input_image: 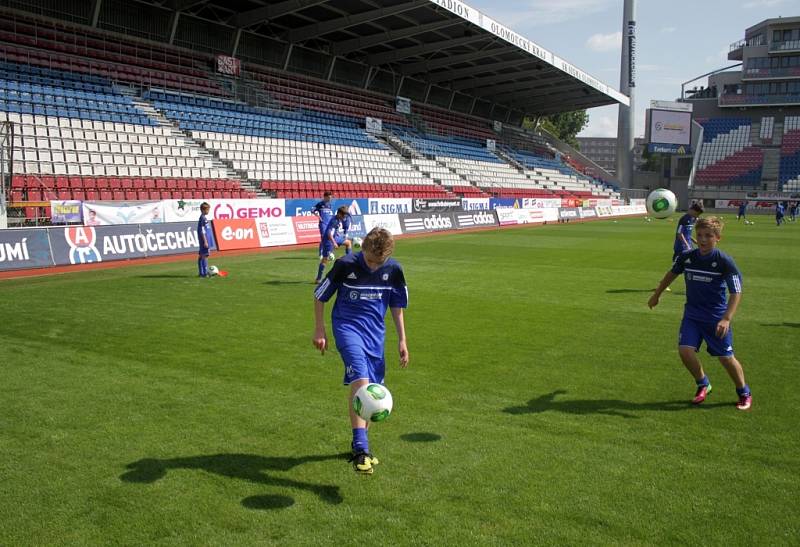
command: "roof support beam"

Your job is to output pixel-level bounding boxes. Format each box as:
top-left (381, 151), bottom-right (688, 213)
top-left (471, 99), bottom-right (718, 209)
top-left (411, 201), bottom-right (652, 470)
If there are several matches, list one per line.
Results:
top-left (166, 0), bottom-right (209, 11)
top-left (425, 58), bottom-right (537, 84)
top-left (286, 0), bottom-right (428, 43)
top-left (451, 67), bottom-right (551, 92)
top-left (228, 0), bottom-right (330, 29)
top-left (399, 45), bottom-right (515, 75)
top-left (332, 19), bottom-right (459, 56)
top-left (366, 34), bottom-right (491, 66)
top-left (468, 78), bottom-right (562, 98)
top-left (497, 83), bottom-right (591, 105)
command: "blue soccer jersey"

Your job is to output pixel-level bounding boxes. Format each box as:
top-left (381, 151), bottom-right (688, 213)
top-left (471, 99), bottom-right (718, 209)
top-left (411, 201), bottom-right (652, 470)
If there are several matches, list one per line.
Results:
top-left (314, 252), bottom-right (408, 357)
top-left (671, 248), bottom-right (742, 322)
top-left (197, 214), bottom-right (211, 251)
top-left (313, 200), bottom-right (334, 234)
top-left (673, 213), bottom-right (696, 254)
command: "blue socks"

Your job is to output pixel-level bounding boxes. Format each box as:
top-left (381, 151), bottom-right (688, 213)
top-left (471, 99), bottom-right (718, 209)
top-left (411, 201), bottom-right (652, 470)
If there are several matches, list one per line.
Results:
top-left (198, 257), bottom-right (208, 276)
top-left (736, 384), bottom-right (751, 396)
top-left (352, 428), bottom-right (369, 453)
top-left (345, 246), bottom-right (351, 255)
top-left (696, 375), bottom-right (710, 387)
top-left (316, 262), bottom-right (325, 281)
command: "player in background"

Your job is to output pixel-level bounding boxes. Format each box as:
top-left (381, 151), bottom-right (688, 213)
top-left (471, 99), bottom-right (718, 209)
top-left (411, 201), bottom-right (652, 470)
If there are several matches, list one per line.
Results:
top-left (736, 201), bottom-right (748, 222)
top-left (197, 202), bottom-right (211, 278)
top-left (312, 192), bottom-right (334, 238)
top-left (775, 201), bottom-right (785, 226)
top-left (673, 202), bottom-right (704, 262)
top-left (314, 206), bottom-right (353, 284)
top-left (789, 201), bottom-right (798, 222)
top-left (649, 217), bottom-right (752, 411)
top-left (313, 227), bottom-right (409, 474)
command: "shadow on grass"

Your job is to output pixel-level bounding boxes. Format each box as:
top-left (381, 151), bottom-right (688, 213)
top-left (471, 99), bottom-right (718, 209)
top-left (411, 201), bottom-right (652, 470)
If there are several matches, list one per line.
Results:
top-left (120, 452), bottom-right (349, 509)
top-left (606, 288), bottom-right (655, 294)
top-left (137, 274), bottom-right (196, 279)
top-left (503, 390), bottom-right (730, 419)
top-left (760, 322), bottom-right (800, 328)
top-left (400, 432), bottom-right (442, 442)
top-left (607, 288), bottom-right (685, 296)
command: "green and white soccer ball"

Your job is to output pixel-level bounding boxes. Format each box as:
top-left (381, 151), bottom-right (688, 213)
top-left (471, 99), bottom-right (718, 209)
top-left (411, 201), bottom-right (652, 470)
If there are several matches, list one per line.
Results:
top-left (352, 237), bottom-right (363, 249)
top-left (646, 188), bottom-right (677, 219)
top-left (353, 383), bottom-right (393, 422)
top-left (327, 251), bottom-right (336, 261)
top-left (208, 265), bottom-right (219, 276)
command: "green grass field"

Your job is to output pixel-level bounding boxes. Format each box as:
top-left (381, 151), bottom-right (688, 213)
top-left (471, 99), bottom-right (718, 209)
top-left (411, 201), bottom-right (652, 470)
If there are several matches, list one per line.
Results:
top-left (2, 217), bottom-right (799, 546)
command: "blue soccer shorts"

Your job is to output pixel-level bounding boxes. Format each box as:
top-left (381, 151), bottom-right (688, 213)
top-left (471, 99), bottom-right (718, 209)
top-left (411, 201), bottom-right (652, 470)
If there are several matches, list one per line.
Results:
top-left (338, 345), bottom-right (385, 385)
top-left (678, 316), bottom-right (734, 357)
top-left (320, 234), bottom-right (346, 257)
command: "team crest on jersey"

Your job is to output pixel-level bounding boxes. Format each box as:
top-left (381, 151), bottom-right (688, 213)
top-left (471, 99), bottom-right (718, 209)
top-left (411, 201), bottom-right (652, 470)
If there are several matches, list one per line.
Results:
top-left (349, 290), bottom-right (359, 301)
top-left (712, 262), bottom-right (717, 267)
top-left (65, 227), bottom-right (101, 264)
top-left (382, 273), bottom-right (389, 281)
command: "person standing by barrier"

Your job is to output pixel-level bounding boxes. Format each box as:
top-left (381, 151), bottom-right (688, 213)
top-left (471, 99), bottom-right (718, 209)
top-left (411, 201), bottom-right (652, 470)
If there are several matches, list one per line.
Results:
top-left (776, 201), bottom-right (785, 226)
top-left (737, 201), bottom-right (748, 222)
top-left (197, 202), bottom-right (211, 277)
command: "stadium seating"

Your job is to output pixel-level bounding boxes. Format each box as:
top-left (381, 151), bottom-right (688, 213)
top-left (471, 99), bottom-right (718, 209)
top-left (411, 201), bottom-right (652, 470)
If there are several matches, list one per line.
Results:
top-left (0, 12), bottom-right (226, 96)
top-left (694, 118), bottom-right (763, 186)
top-left (0, 10), bottom-right (620, 210)
top-left (779, 116), bottom-right (800, 191)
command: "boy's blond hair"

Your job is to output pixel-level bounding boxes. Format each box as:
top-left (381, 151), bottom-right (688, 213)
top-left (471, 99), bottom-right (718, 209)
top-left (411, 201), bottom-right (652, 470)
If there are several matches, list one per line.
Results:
top-left (362, 227), bottom-right (395, 260)
top-left (695, 216), bottom-right (723, 237)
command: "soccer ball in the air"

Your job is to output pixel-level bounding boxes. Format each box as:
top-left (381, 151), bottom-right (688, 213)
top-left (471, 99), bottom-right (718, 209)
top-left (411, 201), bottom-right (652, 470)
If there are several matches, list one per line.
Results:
top-left (327, 251), bottom-right (336, 261)
top-left (208, 265), bottom-right (219, 276)
top-left (352, 237), bottom-right (363, 249)
top-left (353, 383), bottom-right (393, 422)
top-left (646, 188), bottom-right (677, 219)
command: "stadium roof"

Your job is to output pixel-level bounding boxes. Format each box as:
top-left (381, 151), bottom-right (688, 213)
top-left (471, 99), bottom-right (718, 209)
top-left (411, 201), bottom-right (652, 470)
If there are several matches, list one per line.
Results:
top-left (155, 0), bottom-right (630, 117)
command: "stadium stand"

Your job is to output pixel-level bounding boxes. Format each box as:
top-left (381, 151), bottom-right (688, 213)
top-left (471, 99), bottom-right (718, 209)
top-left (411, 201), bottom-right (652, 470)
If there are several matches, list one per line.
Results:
top-left (780, 116), bottom-right (800, 191)
top-left (0, 5), bottom-right (625, 223)
top-left (694, 118), bottom-right (764, 186)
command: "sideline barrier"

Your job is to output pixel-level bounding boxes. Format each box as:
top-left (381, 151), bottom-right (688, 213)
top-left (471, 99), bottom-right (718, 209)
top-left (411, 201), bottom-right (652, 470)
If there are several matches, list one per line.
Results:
top-left (1, 205), bottom-right (645, 272)
top-left (0, 221), bottom-right (214, 271)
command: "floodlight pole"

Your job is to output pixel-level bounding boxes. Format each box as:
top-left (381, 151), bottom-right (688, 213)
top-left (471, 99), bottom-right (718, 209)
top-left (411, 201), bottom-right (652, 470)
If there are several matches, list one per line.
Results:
top-left (616, 0), bottom-right (636, 189)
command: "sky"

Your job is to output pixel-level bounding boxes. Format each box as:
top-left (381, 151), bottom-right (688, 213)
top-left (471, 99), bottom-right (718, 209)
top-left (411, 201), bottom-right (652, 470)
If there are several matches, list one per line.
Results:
top-left (464, 0), bottom-right (800, 138)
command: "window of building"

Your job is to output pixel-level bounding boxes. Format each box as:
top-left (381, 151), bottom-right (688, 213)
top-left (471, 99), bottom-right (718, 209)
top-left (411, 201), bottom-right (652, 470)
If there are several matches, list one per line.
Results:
top-left (774, 30), bottom-right (782, 42)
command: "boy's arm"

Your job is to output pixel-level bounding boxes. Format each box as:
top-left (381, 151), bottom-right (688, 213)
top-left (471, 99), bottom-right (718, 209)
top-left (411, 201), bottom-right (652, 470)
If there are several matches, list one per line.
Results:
top-left (390, 307), bottom-right (409, 368)
top-left (716, 292), bottom-right (741, 338)
top-left (312, 299), bottom-right (328, 354)
top-left (648, 271), bottom-right (679, 309)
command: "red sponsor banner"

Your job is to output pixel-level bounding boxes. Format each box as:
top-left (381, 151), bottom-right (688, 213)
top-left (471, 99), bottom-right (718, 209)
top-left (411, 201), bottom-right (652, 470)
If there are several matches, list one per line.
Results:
top-left (292, 216), bottom-right (321, 244)
top-left (212, 219), bottom-right (259, 251)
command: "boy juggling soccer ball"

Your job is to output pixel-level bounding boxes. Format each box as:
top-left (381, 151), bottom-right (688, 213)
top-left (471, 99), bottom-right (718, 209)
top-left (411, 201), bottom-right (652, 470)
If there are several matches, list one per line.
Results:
top-left (649, 217), bottom-right (752, 411)
top-left (313, 227), bottom-right (409, 474)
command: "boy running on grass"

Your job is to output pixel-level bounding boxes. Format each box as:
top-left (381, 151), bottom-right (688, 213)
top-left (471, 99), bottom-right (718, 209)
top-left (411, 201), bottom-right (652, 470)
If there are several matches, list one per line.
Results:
top-left (649, 217), bottom-right (752, 410)
top-left (313, 227), bottom-right (409, 474)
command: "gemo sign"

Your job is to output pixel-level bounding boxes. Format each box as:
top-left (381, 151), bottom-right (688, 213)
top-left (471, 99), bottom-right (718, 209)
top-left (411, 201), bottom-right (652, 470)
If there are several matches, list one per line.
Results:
top-left (213, 203), bottom-right (284, 220)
